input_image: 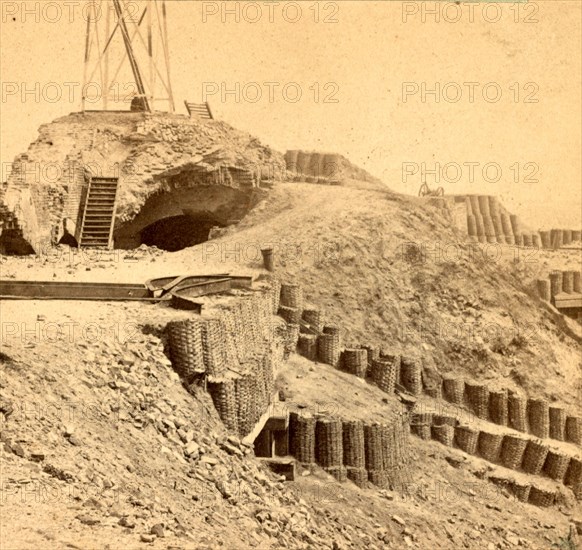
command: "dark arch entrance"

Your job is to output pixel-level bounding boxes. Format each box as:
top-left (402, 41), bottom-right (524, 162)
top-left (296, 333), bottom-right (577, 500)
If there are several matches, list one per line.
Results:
top-left (0, 230), bottom-right (35, 255)
top-left (139, 215), bottom-right (220, 252)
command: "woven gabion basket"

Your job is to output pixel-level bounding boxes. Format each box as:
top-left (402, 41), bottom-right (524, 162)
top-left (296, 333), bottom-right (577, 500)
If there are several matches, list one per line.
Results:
top-left (400, 356), bottom-right (422, 395)
top-left (488, 390), bottom-right (508, 426)
top-left (563, 270), bottom-right (575, 293)
top-left (521, 440), bottom-right (549, 475)
top-left (510, 480), bottom-right (531, 502)
top-left (235, 374), bottom-right (258, 437)
top-left (342, 420), bottom-right (365, 468)
top-left (315, 418), bottom-right (343, 468)
top-left (342, 349), bottom-right (367, 378)
top-left (528, 486), bottom-right (556, 507)
top-left (442, 377), bottom-right (465, 405)
top-left (424, 385), bottom-right (442, 399)
top-left (540, 230), bottom-right (551, 248)
top-left (564, 458), bottom-right (582, 497)
top-left (240, 298), bottom-right (260, 348)
top-left (362, 345), bottom-right (379, 361)
top-left (325, 466), bottom-right (347, 482)
top-left (323, 325), bottom-right (341, 336)
top-left (207, 379), bottom-right (238, 433)
top-left (508, 393), bottom-right (527, 432)
top-left (220, 310), bottom-right (241, 366)
top-left (284, 324), bottom-right (300, 358)
top-left (371, 357), bottom-right (399, 394)
top-left (230, 303), bottom-right (251, 361)
top-left (298, 333), bottom-right (318, 360)
top-left (202, 318), bottom-right (227, 377)
top-left (410, 413), bottom-right (433, 441)
top-left (549, 407), bottom-right (567, 441)
top-left (280, 283), bottom-right (303, 309)
top-left (431, 425), bottom-right (455, 447)
top-left (302, 308), bottom-right (325, 333)
top-left (478, 431), bottom-right (503, 462)
top-left (433, 415), bottom-right (457, 427)
top-left (465, 382), bottom-right (489, 420)
top-left (527, 398), bottom-right (550, 439)
top-left (270, 278), bottom-right (282, 314)
top-left (289, 412), bottom-right (316, 464)
top-left (262, 354), bottom-right (274, 398)
top-left (455, 425), bottom-right (479, 455)
top-left (381, 424), bottom-right (397, 470)
top-left (364, 423), bottom-right (384, 471)
top-left (566, 416), bottom-right (582, 445)
top-left (542, 450), bottom-right (571, 482)
top-left (278, 305), bottom-right (302, 325)
top-left (500, 434), bottom-right (528, 470)
top-left (549, 270), bottom-right (563, 295)
top-left (367, 469), bottom-right (390, 489)
top-left (167, 319), bottom-right (205, 378)
top-left (346, 466), bottom-right (368, 488)
top-left (317, 333), bottom-right (340, 367)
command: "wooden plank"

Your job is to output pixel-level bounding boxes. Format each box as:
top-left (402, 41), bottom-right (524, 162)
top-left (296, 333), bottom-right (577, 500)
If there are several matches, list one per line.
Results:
top-left (554, 294), bottom-right (582, 309)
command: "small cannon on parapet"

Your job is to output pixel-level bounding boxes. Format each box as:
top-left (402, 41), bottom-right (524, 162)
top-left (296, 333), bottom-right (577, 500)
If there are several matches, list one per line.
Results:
top-left (418, 183), bottom-right (444, 197)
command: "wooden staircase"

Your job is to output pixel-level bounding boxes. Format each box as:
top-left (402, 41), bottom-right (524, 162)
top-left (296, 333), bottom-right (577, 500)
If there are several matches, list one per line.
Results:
top-left (77, 176), bottom-right (119, 248)
top-left (184, 100), bottom-right (213, 120)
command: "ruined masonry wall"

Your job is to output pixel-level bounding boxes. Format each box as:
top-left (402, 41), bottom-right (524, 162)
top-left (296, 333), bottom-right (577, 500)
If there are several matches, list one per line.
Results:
top-left (1, 112), bottom-right (285, 251)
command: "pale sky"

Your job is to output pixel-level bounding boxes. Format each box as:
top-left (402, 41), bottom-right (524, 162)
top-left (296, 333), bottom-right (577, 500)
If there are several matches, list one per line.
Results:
top-left (1, 1), bottom-right (580, 228)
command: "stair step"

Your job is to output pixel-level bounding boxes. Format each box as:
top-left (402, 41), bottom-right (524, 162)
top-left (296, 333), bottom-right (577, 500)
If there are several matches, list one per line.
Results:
top-left (78, 177), bottom-right (118, 249)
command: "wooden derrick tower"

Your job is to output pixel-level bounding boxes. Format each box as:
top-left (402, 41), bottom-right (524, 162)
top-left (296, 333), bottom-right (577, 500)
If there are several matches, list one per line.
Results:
top-left (82, 0), bottom-right (175, 112)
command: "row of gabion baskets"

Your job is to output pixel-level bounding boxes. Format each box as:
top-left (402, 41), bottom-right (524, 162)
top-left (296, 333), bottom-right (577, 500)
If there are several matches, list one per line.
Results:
top-left (410, 412), bottom-right (581, 500)
top-left (437, 376), bottom-right (582, 447)
top-left (288, 413), bottom-right (411, 488)
top-left (488, 476), bottom-right (561, 508)
top-left (277, 281), bottom-right (580, 452)
top-left (206, 350), bottom-right (276, 436)
top-left (277, 283), bottom-right (425, 395)
top-left (167, 288), bottom-right (278, 380)
top-left (166, 282), bottom-right (284, 436)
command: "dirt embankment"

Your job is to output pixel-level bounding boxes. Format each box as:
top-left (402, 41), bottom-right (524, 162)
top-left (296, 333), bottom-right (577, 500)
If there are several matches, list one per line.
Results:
top-left (1, 178), bottom-right (580, 549)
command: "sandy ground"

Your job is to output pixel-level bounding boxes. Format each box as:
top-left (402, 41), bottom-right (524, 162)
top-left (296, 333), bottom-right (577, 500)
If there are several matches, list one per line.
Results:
top-left (1, 181), bottom-right (581, 549)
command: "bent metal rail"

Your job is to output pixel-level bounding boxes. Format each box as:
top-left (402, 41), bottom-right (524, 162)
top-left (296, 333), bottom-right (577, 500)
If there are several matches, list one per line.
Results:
top-left (0, 274), bottom-right (253, 305)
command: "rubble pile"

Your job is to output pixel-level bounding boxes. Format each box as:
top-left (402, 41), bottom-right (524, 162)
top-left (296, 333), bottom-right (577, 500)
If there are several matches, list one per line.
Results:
top-left (0, 111), bottom-right (285, 252)
top-left (0, 329), bottom-right (377, 549)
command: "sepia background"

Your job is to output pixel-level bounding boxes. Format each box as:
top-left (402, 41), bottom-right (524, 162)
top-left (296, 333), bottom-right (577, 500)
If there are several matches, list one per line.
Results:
top-left (1, 0), bottom-right (580, 227)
